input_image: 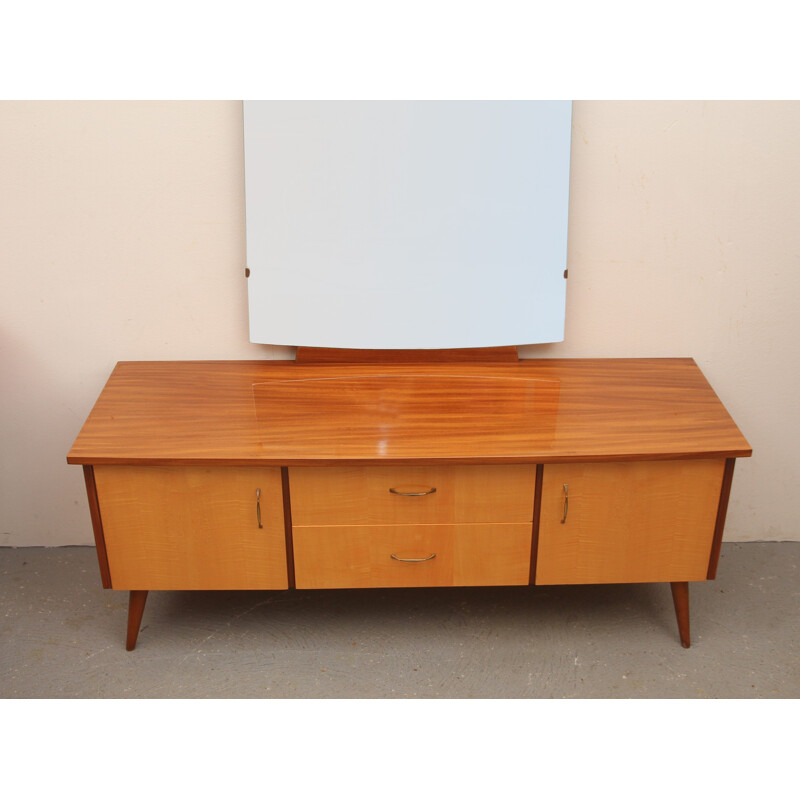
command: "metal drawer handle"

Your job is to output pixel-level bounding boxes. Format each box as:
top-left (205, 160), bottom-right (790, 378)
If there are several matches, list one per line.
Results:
top-left (561, 483), bottom-right (568, 524)
top-left (256, 488), bottom-right (263, 529)
top-left (390, 553), bottom-right (437, 563)
top-left (389, 487), bottom-right (437, 496)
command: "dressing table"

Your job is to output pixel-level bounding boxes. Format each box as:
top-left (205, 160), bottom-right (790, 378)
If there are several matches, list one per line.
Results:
top-left (67, 347), bottom-right (751, 650)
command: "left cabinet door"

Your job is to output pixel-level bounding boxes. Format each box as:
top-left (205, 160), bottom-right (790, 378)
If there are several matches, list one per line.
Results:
top-left (93, 466), bottom-right (288, 590)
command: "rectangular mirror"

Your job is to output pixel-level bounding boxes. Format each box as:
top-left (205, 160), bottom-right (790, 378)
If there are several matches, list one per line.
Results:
top-left (244, 101), bottom-right (572, 349)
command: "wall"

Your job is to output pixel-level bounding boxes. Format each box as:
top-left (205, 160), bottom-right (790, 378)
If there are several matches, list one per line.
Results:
top-left (522, 101), bottom-right (800, 543)
top-left (1, 102), bottom-right (282, 548)
top-left (1, 100), bottom-right (797, 546)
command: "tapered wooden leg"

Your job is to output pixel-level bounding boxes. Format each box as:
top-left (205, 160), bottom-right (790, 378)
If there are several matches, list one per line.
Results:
top-left (126, 590), bottom-right (149, 651)
top-left (670, 581), bottom-right (690, 648)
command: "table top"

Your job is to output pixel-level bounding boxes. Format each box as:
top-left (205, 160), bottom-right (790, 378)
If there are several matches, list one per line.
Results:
top-left (66, 358), bottom-right (752, 466)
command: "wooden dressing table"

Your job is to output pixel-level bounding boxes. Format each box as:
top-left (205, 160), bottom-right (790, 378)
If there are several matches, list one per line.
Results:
top-left (67, 349), bottom-right (751, 650)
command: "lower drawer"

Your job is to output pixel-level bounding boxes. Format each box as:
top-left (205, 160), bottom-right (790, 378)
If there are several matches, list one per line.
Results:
top-left (293, 523), bottom-right (532, 589)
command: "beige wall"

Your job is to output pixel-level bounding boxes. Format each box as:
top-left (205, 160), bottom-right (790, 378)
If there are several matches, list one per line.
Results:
top-left (1, 100), bottom-right (797, 546)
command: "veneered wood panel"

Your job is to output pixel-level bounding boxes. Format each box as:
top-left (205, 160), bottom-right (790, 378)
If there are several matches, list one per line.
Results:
top-left (289, 465), bottom-right (536, 526)
top-left (536, 459), bottom-right (726, 585)
top-left (94, 466), bottom-right (288, 590)
top-left (295, 346), bottom-right (519, 363)
top-left (67, 359), bottom-right (752, 466)
top-left (293, 523), bottom-right (532, 589)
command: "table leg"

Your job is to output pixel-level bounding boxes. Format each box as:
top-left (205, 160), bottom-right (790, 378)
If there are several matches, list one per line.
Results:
top-left (126, 590), bottom-right (149, 651)
top-left (670, 581), bottom-right (690, 648)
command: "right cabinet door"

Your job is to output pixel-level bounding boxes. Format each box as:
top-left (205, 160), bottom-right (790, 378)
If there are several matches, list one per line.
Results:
top-left (536, 459), bottom-right (726, 585)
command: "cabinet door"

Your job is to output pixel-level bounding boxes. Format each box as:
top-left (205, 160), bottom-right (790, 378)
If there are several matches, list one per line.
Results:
top-left (536, 460), bottom-right (725, 585)
top-left (94, 466), bottom-right (288, 590)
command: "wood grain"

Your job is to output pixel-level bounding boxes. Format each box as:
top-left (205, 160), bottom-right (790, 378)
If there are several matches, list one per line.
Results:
top-left (67, 359), bottom-right (752, 466)
top-left (94, 465), bottom-right (288, 590)
top-left (289, 465), bottom-right (536, 526)
top-left (295, 346), bottom-right (519, 363)
top-left (535, 459), bottom-right (726, 585)
top-left (293, 523), bottom-right (533, 589)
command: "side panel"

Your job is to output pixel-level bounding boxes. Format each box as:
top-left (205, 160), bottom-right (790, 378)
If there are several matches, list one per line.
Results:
top-left (707, 458), bottom-right (737, 579)
top-left (82, 465), bottom-right (112, 589)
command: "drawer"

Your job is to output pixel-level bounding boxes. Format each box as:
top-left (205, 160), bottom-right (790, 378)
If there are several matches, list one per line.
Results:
top-left (293, 523), bottom-right (532, 588)
top-left (289, 465), bottom-right (536, 526)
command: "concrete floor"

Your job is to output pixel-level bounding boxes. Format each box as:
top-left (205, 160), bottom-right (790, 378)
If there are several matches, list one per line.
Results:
top-left (1, 542), bottom-right (798, 698)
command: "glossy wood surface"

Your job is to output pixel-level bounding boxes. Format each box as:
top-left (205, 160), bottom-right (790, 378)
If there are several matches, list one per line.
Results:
top-left (67, 359), bottom-right (751, 466)
top-left (293, 523), bottom-right (533, 589)
top-left (94, 465), bottom-right (288, 590)
top-left (535, 459), bottom-right (725, 585)
top-left (289, 465), bottom-right (536, 526)
top-left (295, 346), bottom-right (519, 363)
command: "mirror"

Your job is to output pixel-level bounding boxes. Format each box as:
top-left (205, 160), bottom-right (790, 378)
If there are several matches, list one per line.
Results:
top-left (244, 101), bottom-right (572, 349)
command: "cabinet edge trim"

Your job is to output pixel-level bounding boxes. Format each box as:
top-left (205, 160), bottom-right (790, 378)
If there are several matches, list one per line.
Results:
top-left (706, 458), bottom-right (736, 580)
top-left (529, 464), bottom-right (544, 585)
top-left (281, 467), bottom-right (296, 589)
top-left (82, 465), bottom-right (112, 589)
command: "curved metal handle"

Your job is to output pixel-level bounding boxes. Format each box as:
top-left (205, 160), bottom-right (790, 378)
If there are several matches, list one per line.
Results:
top-left (561, 483), bottom-right (568, 524)
top-left (390, 553), bottom-right (437, 563)
top-left (389, 487), bottom-right (437, 497)
top-left (256, 488), bottom-right (263, 529)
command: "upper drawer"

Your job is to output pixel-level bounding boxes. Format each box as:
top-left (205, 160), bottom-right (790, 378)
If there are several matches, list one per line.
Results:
top-left (289, 465), bottom-right (536, 526)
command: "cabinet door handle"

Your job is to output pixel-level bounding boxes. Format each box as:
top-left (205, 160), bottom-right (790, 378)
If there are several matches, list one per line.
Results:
top-left (256, 488), bottom-right (263, 529)
top-left (561, 483), bottom-right (568, 524)
top-left (390, 553), bottom-right (437, 563)
top-left (389, 487), bottom-right (437, 496)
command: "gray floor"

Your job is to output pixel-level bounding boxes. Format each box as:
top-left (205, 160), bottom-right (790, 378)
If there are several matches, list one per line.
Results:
top-left (1, 542), bottom-right (798, 698)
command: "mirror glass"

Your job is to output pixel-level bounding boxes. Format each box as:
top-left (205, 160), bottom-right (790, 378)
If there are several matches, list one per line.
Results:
top-left (244, 101), bottom-right (572, 349)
